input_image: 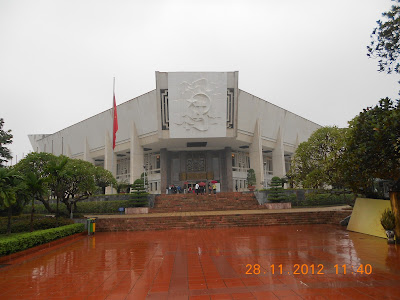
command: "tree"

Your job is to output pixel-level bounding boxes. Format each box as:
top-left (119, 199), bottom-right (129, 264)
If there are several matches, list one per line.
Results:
top-left (46, 155), bottom-right (69, 217)
top-left (342, 98), bottom-right (400, 238)
top-left (0, 168), bottom-right (23, 234)
top-left (115, 181), bottom-right (129, 194)
top-left (130, 179), bottom-right (148, 207)
top-left (288, 126), bottom-right (347, 189)
top-left (342, 98), bottom-right (400, 193)
top-left (247, 169), bottom-right (256, 186)
top-left (94, 166), bottom-right (116, 194)
top-left (0, 118), bottom-right (13, 167)
top-left (368, 1), bottom-right (400, 77)
top-left (268, 177), bottom-right (286, 203)
top-left (47, 156), bottom-right (96, 215)
top-left (14, 152), bottom-right (57, 213)
top-left (61, 158), bottom-right (98, 213)
top-left (49, 157), bottom-right (117, 215)
top-left (25, 172), bottom-right (48, 231)
top-left (15, 153), bottom-right (117, 216)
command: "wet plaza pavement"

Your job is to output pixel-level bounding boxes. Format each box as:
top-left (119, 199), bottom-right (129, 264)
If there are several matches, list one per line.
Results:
top-left (1, 224), bottom-right (400, 300)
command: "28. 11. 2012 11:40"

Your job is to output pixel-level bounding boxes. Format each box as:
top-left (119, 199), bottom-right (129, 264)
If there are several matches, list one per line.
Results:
top-left (245, 264), bottom-right (373, 275)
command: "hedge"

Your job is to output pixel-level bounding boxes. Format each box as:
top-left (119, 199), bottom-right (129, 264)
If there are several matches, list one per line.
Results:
top-left (295, 193), bottom-right (353, 207)
top-left (72, 200), bottom-right (133, 213)
top-left (0, 223), bottom-right (85, 256)
top-left (0, 216), bottom-right (74, 234)
top-left (23, 200), bottom-right (135, 214)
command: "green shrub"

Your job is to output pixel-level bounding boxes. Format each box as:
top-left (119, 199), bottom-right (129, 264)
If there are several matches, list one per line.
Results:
top-left (23, 196), bottom-right (149, 214)
top-left (0, 223), bottom-right (84, 256)
top-left (71, 213), bottom-right (85, 218)
top-left (0, 216), bottom-right (73, 234)
top-left (129, 198), bottom-right (148, 208)
top-left (286, 193), bottom-right (297, 205)
top-left (76, 200), bottom-right (133, 212)
top-left (380, 208), bottom-right (395, 230)
top-left (301, 193), bottom-right (353, 207)
top-left (23, 200), bottom-right (132, 214)
top-left (130, 179), bottom-right (148, 207)
top-left (247, 169), bottom-right (256, 186)
top-left (268, 177), bottom-right (286, 203)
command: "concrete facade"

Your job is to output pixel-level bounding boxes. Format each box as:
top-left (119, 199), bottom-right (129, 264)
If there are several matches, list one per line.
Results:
top-left (28, 71), bottom-right (320, 193)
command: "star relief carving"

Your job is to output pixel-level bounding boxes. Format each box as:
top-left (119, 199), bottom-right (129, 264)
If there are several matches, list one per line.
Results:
top-left (174, 78), bottom-right (221, 131)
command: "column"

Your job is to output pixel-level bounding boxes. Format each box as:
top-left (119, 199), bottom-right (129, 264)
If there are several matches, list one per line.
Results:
top-left (83, 137), bottom-right (94, 164)
top-left (249, 119), bottom-right (264, 190)
top-left (66, 145), bottom-right (72, 158)
top-left (180, 152), bottom-right (187, 181)
top-left (129, 122), bottom-right (144, 184)
top-left (206, 151), bottom-right (213, 179)
top-left (220, 147), bottom-right (233, 192)
top-left (272, 127), bottom-right (286, 178)
top-left (160, 148), bottom-right (170, 194)
top-left (295, 133), bottom-right (300, 150)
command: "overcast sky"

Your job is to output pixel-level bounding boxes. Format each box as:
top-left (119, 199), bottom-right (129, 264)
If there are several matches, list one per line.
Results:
top-left (1, 0), bottom-right (398, 164)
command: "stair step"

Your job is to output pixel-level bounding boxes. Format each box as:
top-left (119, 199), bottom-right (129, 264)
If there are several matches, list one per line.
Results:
top-left (95, 210), bottom-right (350, 232)
top-left (152, 192), bottom-right (261, 213)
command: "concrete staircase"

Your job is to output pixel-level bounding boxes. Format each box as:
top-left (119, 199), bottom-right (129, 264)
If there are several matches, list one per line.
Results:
top-left (93, 192), bottom-right (352, 232)
top-left (96, 210), bottom-right (351, 232)
top-left (151, 192), bottom-right (260, 213)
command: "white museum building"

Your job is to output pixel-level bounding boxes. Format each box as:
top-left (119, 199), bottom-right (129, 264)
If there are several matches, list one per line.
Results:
top-left (28, 72), bottom-right (320, 194)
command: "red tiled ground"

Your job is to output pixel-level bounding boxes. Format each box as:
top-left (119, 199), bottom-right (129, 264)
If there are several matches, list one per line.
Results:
top-left (0, 224), bottom-right (400, 299)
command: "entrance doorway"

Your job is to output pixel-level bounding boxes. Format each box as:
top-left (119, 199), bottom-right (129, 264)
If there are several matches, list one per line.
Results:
top-left (186, 181), bottom-right (209, 194)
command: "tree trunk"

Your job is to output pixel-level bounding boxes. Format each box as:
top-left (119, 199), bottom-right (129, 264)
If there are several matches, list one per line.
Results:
top-left (65, 201), bottom-right (71, 214)
top-left (56, 192), bottom-right (62, 226)
top-left (30, 198), bottom-right (34, 232)
top-left (390, 191), bottom-right (400, 240)
top-left (7, 206), bottom-right (12, 235)
top-left (56, 197), bottom-right (59, 217)
top-left (39, 199), bottom-right (54, 214)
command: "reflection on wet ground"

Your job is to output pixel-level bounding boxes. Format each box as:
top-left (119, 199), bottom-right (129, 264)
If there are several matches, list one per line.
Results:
top-left (0, 224), bottom-right (400, 299)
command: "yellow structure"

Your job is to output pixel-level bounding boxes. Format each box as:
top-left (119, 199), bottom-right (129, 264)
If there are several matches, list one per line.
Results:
top-left (347, 198), bottom-right (391, 239)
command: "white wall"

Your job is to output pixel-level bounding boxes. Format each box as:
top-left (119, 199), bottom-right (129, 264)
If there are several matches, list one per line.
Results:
top-left (30, 77), bottom-right (320, 158)
top-left (237, 90), bottom-right (320, 147)
top-left (30, 90), bottom-right (157, 156)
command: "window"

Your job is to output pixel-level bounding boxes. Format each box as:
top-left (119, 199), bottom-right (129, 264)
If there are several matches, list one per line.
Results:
top-left (285, 156), bottom-right (292, 173)
top-left (160, 89), bottom-right (169, 130)
top-left (227, 89), bottom-right (234, 128)
top-left (264, 156), bottom-right (273, 174)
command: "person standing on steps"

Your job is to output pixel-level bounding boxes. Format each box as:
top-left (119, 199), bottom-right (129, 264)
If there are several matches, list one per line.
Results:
top-left (195, 182), bottom-right (199, 196)
top-left (212, 183), bottom-right (217, 195)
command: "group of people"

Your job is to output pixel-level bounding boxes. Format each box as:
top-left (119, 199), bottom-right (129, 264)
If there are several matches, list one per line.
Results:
top-left (168, 182), bottom-right (218, 195)
top-left (167, 185), bottom-right (183, 194)
top-left (187, 183), bottom-right (217, 195)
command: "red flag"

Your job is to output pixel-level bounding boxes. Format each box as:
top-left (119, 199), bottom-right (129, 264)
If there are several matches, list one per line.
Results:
top-left (113, 94), bottom-right (118, 149)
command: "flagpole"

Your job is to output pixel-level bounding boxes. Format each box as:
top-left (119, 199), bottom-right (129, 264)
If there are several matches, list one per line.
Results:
top-left (111, 77), bottom-right (115, 193)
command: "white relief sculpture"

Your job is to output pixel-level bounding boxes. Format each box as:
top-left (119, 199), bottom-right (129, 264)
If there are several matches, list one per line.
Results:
top-left (175, 80), bottom-right (221, 131)
top-left (169, 72), bottom-right (227, 138)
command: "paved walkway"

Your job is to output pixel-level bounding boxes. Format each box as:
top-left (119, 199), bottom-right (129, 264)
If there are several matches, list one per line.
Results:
top-left (0, 224), bottom-right (399, 299)
top-left (85, 205), bottom-right (352, 219)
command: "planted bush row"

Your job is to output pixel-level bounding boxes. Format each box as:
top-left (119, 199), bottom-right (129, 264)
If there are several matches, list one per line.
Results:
top-left (0, 216), bottom-right (74, 234)
top-left (293, 193), bottom-right (353, 207)
top-left (0, 223), bottom-right (85, 256)
top-left (23, 200), bottom-right (144, 214)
